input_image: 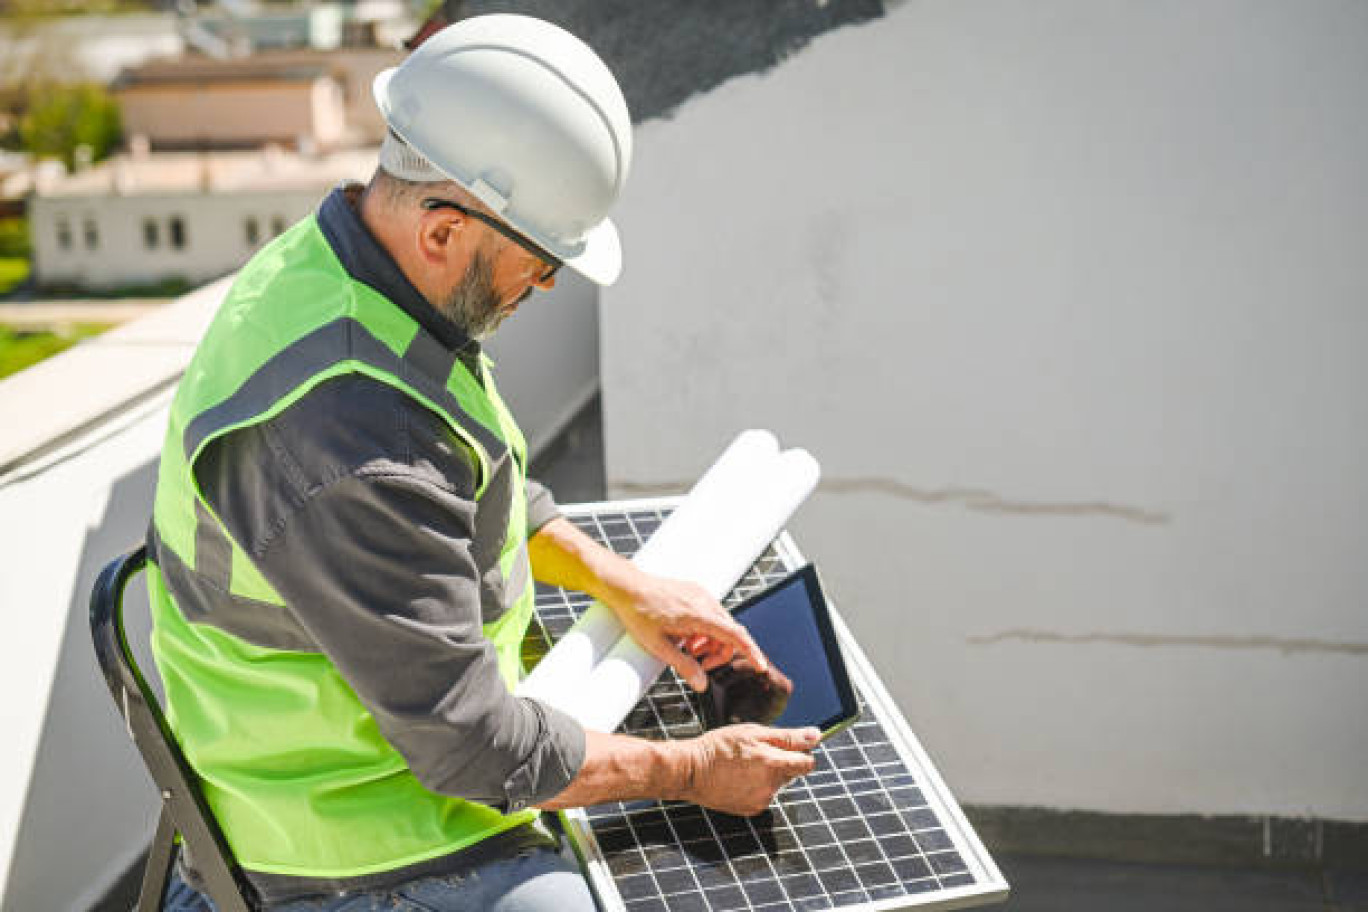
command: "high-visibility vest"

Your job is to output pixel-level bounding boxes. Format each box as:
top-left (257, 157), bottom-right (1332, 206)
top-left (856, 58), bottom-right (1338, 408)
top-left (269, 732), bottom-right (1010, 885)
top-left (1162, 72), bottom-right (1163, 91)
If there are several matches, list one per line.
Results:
top-left (147, 215), bottom-right (539, 879)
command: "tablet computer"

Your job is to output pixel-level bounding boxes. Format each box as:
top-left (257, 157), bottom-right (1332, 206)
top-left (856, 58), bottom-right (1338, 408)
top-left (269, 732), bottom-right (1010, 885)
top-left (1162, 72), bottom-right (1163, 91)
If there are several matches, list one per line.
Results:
top-left (700, 564), bottom-right (860, 740)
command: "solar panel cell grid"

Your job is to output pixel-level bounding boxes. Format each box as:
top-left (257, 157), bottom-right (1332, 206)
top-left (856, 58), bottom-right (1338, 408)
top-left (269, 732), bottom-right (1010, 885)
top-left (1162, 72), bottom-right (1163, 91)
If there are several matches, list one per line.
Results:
top-left (534, 504), bottom-right (1004, 911)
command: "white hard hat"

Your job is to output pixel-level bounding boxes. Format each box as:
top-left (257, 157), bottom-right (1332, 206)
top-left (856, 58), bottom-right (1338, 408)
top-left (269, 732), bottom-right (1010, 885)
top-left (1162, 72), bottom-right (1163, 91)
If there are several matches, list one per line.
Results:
top-left (373, 14), bottom-right (633, 286)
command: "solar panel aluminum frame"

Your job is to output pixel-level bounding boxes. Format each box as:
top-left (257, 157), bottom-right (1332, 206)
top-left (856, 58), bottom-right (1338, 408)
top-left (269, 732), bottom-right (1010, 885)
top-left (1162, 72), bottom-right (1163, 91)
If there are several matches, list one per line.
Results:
top-left (549, 497), bottom-right (1010, 912)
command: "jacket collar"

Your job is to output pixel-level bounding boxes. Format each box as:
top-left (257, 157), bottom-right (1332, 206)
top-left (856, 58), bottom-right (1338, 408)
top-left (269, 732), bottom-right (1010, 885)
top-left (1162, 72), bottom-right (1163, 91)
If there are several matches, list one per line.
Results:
top-left (317, 182), bottom-right (478, 357)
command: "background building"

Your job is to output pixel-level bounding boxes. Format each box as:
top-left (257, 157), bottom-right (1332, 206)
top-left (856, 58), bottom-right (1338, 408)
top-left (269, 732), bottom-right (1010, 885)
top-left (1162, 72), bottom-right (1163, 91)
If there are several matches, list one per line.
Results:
top-left (114, 57), bottom-right (350, 152)
top-left (23, 35), bottom-right (406, 293)
top-left (195, 2), bottom-right (346, 53)
top-left (166, 46), bottom-right (404, 146)
top-left (28, 147), bottom-right (374, 290)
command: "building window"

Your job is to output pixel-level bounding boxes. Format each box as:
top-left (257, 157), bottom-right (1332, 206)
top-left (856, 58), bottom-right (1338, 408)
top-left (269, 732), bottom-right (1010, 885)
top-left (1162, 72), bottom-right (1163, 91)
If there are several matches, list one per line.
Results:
top-left (169, 216), bottom-right (186, 250)
top-left (57, 219), bottom-right (72, 251)
top-left (245, 216), bottom-right (260, 246)
top-left (83, 218), bottom-right (99, 250)
top-left (144, 218), bottom-right (159, 250)
top-left (271, 216), bottom-right (285, 238)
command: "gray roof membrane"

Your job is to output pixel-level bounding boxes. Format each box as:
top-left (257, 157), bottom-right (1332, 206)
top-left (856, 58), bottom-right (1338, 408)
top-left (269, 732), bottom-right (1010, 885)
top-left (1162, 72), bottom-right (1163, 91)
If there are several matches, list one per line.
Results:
top-left (461, 0), bottom-right (886, 123)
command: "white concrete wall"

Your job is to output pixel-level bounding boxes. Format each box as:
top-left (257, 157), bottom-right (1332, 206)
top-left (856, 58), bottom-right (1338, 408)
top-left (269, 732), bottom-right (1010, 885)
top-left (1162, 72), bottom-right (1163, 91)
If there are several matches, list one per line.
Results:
top-left (0, 399), bottom-right (169, 912)
top-left (602, 1), bottom-right (1368, 820)
top-left (485, 268), bottom-right (601, 457)
top-left (0, 284), bottom-right (226, 912)
top-left (31, 189), bottom-right (338, 290)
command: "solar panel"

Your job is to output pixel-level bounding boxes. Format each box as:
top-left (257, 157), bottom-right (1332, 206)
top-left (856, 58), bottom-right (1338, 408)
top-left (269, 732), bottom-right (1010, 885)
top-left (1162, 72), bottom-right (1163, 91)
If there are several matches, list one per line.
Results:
top-left (526, 499), bottom-right (1009, 912)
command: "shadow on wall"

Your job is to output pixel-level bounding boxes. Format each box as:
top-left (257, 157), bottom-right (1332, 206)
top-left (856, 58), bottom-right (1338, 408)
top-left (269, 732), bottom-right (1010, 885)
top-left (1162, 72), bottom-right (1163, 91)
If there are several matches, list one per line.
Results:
top-left (464, 0), bottom-right (886, 123)
top-left (2, 460), bottom-right (160, 912)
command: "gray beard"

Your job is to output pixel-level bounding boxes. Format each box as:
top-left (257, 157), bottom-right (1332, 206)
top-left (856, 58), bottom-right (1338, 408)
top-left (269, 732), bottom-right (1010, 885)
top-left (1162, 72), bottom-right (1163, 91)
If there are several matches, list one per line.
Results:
top-left (439, 250), bottom-right (505, 341)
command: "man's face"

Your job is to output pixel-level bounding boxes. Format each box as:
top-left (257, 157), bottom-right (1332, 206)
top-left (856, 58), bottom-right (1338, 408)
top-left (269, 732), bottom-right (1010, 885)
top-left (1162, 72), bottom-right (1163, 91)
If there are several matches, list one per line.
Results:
top-left (438, 247), bottom-right (505, 340)
top-left (436, 226), bottom-right (552, 341)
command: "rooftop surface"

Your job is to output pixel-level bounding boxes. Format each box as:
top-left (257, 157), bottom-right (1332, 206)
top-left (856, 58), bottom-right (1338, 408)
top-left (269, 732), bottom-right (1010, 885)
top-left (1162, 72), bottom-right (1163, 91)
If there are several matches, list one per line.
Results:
top-left (997, 852), bottom-right (1366, 912)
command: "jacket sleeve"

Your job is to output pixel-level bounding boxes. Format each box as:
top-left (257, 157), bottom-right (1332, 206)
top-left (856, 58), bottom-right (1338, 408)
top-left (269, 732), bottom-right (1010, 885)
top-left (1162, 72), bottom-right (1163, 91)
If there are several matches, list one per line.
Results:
top-left (194, 375), bottom-right (585, 812)
top-left (524, 478), bottom-right (561, 536)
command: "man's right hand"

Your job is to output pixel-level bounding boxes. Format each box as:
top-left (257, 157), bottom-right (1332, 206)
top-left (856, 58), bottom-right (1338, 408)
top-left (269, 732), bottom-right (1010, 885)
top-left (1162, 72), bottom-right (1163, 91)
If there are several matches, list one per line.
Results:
top-left (536, 724), bottom-right (819, 815)
top-left (674, 725), bottom-right (820, 816)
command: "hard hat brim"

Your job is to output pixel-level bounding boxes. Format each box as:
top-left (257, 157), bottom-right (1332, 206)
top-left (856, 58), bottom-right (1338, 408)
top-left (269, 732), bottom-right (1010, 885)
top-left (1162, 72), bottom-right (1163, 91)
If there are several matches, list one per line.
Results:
top-left (563, 217), bottom-right (622, 287)
top-left (373, 67), bottom-right (624, 287)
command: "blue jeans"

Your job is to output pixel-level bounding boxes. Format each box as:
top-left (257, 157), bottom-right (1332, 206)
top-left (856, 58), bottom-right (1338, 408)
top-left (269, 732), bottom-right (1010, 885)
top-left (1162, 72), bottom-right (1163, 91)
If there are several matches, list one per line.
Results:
top-left (162, 845), bottom-right (598, 912)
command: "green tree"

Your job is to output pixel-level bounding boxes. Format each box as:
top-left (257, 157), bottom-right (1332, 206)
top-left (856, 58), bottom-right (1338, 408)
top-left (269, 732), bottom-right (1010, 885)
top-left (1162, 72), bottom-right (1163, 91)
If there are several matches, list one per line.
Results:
top-left (18, 82), bottom-right (121, 169)
top-left (0, 218), bottom-right (30, 259)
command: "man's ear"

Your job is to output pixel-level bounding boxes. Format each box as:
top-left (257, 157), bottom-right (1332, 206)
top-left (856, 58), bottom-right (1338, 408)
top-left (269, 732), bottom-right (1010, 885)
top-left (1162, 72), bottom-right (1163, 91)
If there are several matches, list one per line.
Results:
top-left (417, 209), bottom-right (460, 267)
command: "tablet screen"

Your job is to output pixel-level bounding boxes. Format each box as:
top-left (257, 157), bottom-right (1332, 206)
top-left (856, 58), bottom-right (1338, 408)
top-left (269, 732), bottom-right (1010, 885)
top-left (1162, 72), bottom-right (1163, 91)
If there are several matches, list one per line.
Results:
top-left (727, 565), bottom-right (858, 734)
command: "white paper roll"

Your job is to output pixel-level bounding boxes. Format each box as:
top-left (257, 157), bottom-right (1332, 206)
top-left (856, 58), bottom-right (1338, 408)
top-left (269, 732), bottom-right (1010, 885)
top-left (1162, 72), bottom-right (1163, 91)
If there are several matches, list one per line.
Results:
top-left (516, 429), bottom-right (783, 704)
top-left (630, 429), bottom-right (779, 578)
top-left (516, 430), bottom-right (820, 732)
top-left (515, 601), bottom-right (620, 706)
top-left (567, 444), bottom-right (822, 733)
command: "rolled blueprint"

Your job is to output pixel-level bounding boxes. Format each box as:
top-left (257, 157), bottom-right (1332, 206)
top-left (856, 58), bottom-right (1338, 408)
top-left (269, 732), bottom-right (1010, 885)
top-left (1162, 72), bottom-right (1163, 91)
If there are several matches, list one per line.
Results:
top-left (516, 430), bottom-right (786, 708)
top-left (531, 436), bottom-right (821, 733)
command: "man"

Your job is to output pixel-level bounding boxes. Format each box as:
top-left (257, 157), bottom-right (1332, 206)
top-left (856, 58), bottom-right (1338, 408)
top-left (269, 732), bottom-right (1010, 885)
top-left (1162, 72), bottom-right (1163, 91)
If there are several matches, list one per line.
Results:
top-left (153, 15), bottom-right (818, 911)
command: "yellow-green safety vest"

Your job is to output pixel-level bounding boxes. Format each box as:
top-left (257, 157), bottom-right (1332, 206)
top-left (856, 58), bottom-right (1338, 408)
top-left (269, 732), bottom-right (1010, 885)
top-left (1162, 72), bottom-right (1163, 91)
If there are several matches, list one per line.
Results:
top-left (147, 214), bottom-right (538, 879)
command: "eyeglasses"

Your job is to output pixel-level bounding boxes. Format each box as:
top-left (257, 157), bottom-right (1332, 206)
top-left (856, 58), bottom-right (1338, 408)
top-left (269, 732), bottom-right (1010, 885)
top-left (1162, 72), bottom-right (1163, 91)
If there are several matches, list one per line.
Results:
top-left (421, 197), bottom-right (562, 283)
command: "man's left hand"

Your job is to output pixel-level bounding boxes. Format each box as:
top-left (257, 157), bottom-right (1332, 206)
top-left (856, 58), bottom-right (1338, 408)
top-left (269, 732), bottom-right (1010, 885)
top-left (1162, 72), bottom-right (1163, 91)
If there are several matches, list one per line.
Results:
top-left (527, 517), bottom-right (770, 692)
top-left (602, 573), bottom-right (767, 692)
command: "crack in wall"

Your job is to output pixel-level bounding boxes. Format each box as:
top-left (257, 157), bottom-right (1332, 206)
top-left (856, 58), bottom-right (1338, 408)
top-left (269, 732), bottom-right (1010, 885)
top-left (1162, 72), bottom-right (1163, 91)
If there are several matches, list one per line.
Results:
top-left (611, 481), bottom-right (690, 497)
top-left (821, 478), bottom-right (1170, 525)
top-left (968, 628), bottom-right (1368, 657)
top-left (610, 477), bottom-right (1170, 526)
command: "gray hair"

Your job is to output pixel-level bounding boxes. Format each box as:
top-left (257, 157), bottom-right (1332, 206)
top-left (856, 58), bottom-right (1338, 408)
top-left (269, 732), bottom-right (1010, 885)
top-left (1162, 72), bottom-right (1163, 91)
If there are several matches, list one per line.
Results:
top-left (369, 167), bottom-right (448, 210)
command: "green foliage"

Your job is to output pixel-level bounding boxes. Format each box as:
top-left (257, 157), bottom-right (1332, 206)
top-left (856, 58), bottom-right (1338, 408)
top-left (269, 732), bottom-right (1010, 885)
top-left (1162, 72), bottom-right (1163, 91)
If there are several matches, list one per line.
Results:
top-left (0, 322), bottom-right (109, 381)
top-left (110, 275), bottom-right (191, 298)
top-left (0, 257), bottom-right (29, 296)
top-left (38, 275), bottom-right (191, 299)
top-left (0, 219), bottom-right (31, 259)
top-left (18, 82), bottom-right (121, 170)
top-left (0, 1), bottom-right (160, 20)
